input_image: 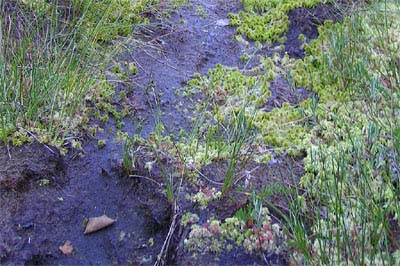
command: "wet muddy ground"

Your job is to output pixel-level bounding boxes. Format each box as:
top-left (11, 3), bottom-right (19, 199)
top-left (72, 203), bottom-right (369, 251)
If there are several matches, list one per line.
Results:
top-left (1, 1), bottom-right (340, 265)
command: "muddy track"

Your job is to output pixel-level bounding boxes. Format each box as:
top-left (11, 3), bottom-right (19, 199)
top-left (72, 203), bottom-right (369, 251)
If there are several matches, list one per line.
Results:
top-left (0, 1), bottom-right (340, 265)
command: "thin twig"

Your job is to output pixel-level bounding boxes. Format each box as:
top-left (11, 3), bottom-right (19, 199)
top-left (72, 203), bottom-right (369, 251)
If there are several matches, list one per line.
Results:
top-left (7, 144), bottom-right (11, 159)
top-left (234, 166), bottom-right (260, 185)
top-left (263, 253), bottom-right (271, 266)
top-left (63, 136), bottom-right (83, 142)
top-left (193, 166), bottom-right (223, 185)
top-left (24, 129), bottom-right (56, 154)
top-left (154, 201), bottom-right (180, 266)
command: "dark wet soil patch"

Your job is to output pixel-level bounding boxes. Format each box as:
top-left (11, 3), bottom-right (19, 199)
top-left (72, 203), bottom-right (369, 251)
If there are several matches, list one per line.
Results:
top-left (118, 0), bottom-right (245, 136)
top-left (173, 247), bottom-right (270, 266)
top-left (1, 140), bottom-right (171, 265)
top-left (184, 155), bottom-right (304, 224)
top-left (0, 143), bottom-right (64, 190)
top-left (263, 75), bottom-right (311, 112)
top-left (285, 3), bottom-right (342, 58)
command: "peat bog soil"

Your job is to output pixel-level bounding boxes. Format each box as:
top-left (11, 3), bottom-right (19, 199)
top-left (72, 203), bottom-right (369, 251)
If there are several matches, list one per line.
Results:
top-left (0, 1), bottom-right (339, 265)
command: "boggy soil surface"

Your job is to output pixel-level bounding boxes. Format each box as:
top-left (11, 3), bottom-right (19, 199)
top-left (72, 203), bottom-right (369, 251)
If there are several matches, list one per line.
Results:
top-left (0, 1), bottom-right (340, 265)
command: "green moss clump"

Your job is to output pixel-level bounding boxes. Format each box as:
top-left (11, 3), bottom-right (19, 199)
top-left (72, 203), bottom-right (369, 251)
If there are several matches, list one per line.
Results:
top-left (188, 64), bottom-right (271, 111)
top-left (228, 10), bottom-right (289, 43)
top-left (242, 0), bottom-right (324, 13)
top-left (285, 2), bottom-right (400, 263)
top-left (184, 209), bottom-right (286, 255)
top-left (255, 103), bottom-right (310, 156)
top-left (229, 0), bottom-right (327, 43)
top-left (185, 62), bottom-right (312, 157)
top-left (98, 139), bottom-right (107, 149)
top-left (77, 0), bottom-right (160, 42)
top-left (23, 0), bottom-right (160, 42)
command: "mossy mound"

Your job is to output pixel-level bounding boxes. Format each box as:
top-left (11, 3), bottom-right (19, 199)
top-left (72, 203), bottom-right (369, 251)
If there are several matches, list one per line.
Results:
top-left (229, 0), bottom-right (328, 43)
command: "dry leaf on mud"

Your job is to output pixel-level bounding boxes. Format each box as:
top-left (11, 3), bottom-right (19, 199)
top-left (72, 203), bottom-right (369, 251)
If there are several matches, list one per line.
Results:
top-left (59, 240), bottom-right (73, 255)
top-left (84, 214), bottom-right (116, 234)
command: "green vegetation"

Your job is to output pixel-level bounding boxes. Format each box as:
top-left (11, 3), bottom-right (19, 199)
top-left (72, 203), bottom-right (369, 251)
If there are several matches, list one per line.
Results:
top-left (285, 2), bottom-right (400, 264)
top-left (97, 139), bottom-right (106, 149)
top-left (0, 0), bottom-right (163, 149)
top-left (0, 1), bottom-right (96, 147)
top-left (242, 0), bottom-right (325, 13)
top-left (184, 209), bottom-right (285, 255)
top-left (184, 193), bottom-right (286, 255)
top-left (186, 58), bottom-right (310, 157)
top-left (196, 5), bottom-right (207, 18)
top-left (229, 0), bottom-right (327, 43)
top-left (2, 0), bottom-right (400, 264)
top-left (23, 0), bottom-right (160, 42)
top-left (165, 0), bottom-right (400, 263)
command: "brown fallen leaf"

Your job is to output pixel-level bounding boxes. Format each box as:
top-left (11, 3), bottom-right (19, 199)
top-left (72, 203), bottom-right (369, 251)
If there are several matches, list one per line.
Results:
top-left (59, 240), bottom-right (73, 256)
top-left (84, 214), bottom-right (116, 234)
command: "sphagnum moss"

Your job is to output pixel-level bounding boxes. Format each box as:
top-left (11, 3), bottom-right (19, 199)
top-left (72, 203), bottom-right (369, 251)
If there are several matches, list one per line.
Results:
top-left (186, 60), bottom-right (311, 157)
top-left (229, 0), bottom-right (329, 43)
top-left (283, 1), bottom-right (400, 264)
top-left (179, 1), bottom-right (400, 264)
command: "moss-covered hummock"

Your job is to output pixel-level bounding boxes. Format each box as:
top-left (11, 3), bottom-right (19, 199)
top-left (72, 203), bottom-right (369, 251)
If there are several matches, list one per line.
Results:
top-left (229, 0), bottom-right (327, 43)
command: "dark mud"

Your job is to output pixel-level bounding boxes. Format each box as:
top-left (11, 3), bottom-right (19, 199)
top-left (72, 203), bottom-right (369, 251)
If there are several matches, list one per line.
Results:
top-left (1, 141), bottom-right (170, 266)
top-left (262, 3), bottom-right (341, 112)
top-left (119, 0), bottom-right (244, 136)
top-left (1, 1), bottom-right (340, 265)
top-left (0, 143), bottom-right (64, 190)
top-left (285, 3), bottom-right (342, 58)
